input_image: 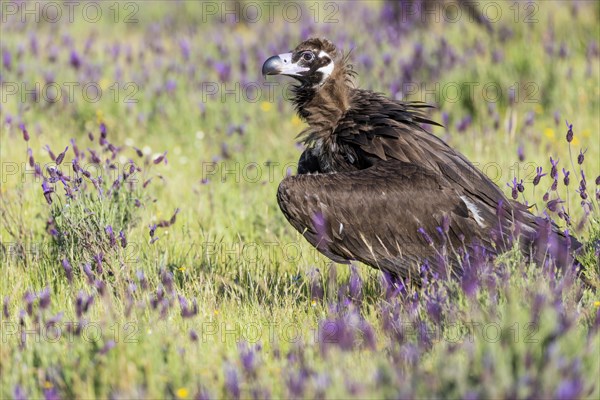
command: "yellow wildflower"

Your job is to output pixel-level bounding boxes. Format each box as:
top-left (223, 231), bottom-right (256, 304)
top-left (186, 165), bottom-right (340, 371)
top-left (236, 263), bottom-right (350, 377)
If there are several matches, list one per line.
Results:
top-left (291, 115), bottom-right (302, 127)
top-left (99, 78), bottom-right (110, 91)
top-left (214, 309), bottom-right (219, 316)
top-left (178, 266), bottom-right (186, 272)
top-left (176, 388), bottom-right (189, 398)
top-left (43, 381), bottom-right (54, 389)
top-left (260, 101), bottom-right (273, 112)
top-left (96, 109), bottom-right (104, 124)
top-left (543, 128), bottom-right (555, 140)
top-left (594, 301), bottom-right (600, 308)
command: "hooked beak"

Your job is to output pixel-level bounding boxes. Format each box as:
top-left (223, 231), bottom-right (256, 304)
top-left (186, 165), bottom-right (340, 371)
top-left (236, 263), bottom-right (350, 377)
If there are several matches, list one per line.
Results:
top-left (262, 53), bottom-right (309, 78)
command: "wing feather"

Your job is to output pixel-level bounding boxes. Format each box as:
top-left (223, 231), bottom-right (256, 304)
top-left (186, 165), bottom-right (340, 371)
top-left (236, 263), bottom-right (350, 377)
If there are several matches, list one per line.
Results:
top-left (332, 93), bottom-right (506, 212)
top-left (277, 162), bottom-right (489, 279)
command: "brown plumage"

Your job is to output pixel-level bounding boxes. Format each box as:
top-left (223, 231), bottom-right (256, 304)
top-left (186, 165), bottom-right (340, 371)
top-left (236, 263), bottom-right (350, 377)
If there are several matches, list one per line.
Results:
top-left (262, 38), bottom-right (580, 282)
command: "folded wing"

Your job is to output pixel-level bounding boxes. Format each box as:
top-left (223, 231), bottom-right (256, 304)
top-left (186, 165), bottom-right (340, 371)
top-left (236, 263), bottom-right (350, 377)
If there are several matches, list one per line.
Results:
top-left (277, 162), bottom-right (496, 280)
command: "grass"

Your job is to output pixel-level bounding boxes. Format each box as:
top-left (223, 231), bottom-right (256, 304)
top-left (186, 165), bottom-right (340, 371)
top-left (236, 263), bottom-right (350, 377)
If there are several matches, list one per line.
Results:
top-left (1, 1), bottom-right (599, 398)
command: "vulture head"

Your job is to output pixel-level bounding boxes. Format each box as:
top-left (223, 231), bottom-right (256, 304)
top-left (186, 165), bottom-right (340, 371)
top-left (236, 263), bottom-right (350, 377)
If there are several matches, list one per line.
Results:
top-left (262, 38), bottom-right (354, 123)
top-left (262, 38), bottom-right (342, 87)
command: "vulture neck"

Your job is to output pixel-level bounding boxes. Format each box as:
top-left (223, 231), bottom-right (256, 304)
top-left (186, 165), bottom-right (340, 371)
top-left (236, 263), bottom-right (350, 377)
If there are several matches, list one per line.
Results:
top-left (293, 68), bottom-right (352, 143)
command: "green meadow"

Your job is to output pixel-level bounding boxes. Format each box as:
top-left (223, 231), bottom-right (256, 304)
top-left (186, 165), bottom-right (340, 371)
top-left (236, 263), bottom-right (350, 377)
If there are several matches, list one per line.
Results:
top-left (1, 1), bottom-right (599, 398)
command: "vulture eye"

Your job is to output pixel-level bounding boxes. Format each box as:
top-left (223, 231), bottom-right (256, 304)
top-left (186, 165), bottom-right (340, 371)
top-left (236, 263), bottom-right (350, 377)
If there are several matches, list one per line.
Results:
top-left (302, 52), bottom-right (315, 62)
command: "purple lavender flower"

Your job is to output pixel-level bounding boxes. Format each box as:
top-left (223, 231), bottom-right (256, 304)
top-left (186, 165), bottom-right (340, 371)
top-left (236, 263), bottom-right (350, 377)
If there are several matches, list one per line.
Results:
top-left (3, 296), bottom-right (9, 319)
top-left (507, 177), bottom-right (519, 199)
top-left (533, 167), bottom-right (546, 186)
top-left (41, 181), bottom-right (54, 205)
top-left (23, 291), bottom-right (35, 316)
top-left (153, 151), bottom-right (167, 165)
top-left (517, 145), bottom-right (525, 161)
top-left (18, 310), bottom-right (26, 348)
top-left (165, 79), bottom-right (176, 93)
top-left (135, 270), bottom-right (148, 291)
top-left (133, 147), bottom-right (143, 158)
top-left (119, 230), bottom-right (127, 248)
top-left (565, 121), bottom-right (573, 142)
top-left (461, 263), bottom-right (479, 297)
top-left (70, 138), bottom-right (80, 159)
top-left (62, 259), bottom-right (73, 283)
top-left (577, 148), bottom-right (586, 165)
top-left (524, 111), bottom-right (535, 127)
top-left (72, 157), bottom-right (81, 174)
top-left (441, 112), bottom-right (450, 130)
top-left (424, 294), bottom-right (444, 323)
top-left (580, 171), bottom-right (587, 194)
top-left (214, 61), bottom-right (231, 82)
top-left (178, 295), bottom-right (198, 318)
top-left (99, 340), bottom-right (116, 355)
top-left (555, 377), bottom-right (583, 399)
top-left (70, 50), bottom-right (81, 69)
top-left (547, 199), bottom-right (564, 212)
top-left (75, 291), bottom-right (94, 318)
top-left (456, 115), bottom-right (472, 133)
top-left (418, 227), bottom-right (434, 245)
top-left (558, 207), bottom-right (571, 225)
top-left (13, 385), bottom-right (27, 400)
top-left (105, 226), bottom-right (116, 247)
top-left (95, 280), bottom-right (106, 296)
top-left (86, 148), bottom-right (100, 166)
top-left (157, 208), bottom-right (180, 228)
top-left (149, 223), bottom-right (157, 238)
top-left (45, 145), bottom-right (56, 161)
top-left (224, 364), bottom-right (240, 400)
top-left (27, 148), bottom-right (34, 167)
top-left (508, 87), bottom-right (516, 104)
top-left (38, 287), bottom-right (50, 310)
top-left (563, 169), bottom-right (570, 186)
top-left (160, 268), bottom-right (174, 292)
top-left (286, 369), bottom-right (307, 397)
top-left (493, 113), bottom-right (500, 130)
top-left (238, 341), bottom-right (258, 376)
top-left (550, 157), bottom-right (559, 179)
top-left (179, 38), bottom-right (191, 60)
top-left (348, 265), bottom-right (362, 302)
top-left (20, 124), bottom-right (29, 141)
top-left (94, 253), bottom-right (104, 274)
top-left (55, 146), bottom-right (68, 165)
top-left (578, 183), bottom-right (588, 200)
top-left (82, 263), bottom-right (94, 284)
top-left (2, 48), bottom-right (11, 71)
